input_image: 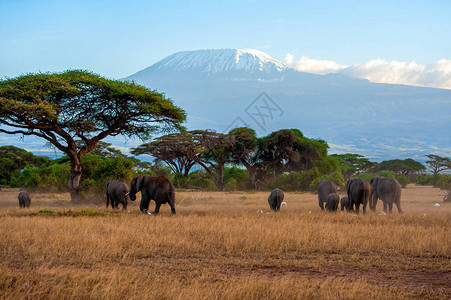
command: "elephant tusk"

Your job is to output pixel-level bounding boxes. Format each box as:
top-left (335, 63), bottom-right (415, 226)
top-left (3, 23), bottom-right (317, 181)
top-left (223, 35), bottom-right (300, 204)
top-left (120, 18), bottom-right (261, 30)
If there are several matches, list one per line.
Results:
top-left (125, 192), bottom-right (129, 196)
top-left (147, 211), bottom-right (152, 216)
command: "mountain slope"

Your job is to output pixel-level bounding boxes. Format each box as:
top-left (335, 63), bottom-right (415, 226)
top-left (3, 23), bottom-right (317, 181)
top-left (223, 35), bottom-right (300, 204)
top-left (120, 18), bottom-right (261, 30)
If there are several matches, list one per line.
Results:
top-left (126, 49), bottom-right (451, 160)
top-left (133, 49), bottom-right (287, 75)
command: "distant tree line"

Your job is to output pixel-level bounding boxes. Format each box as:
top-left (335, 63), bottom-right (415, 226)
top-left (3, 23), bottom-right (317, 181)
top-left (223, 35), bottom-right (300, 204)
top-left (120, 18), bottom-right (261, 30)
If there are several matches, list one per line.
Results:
top-left (1, 133), bottom-right (449, 196)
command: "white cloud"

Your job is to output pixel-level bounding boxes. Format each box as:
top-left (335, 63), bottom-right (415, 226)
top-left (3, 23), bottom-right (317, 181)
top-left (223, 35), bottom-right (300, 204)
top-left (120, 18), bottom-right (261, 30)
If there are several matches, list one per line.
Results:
top-left (340, 59), bottom-right (451, 89)
top-left (284, 53), bottom-right (451, 89)
top-left (284, 54), bottom-right (348, 75)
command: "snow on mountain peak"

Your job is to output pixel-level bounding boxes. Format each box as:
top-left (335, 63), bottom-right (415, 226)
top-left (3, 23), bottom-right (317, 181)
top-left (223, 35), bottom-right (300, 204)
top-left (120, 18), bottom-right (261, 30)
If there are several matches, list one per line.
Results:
top-left (147, 49), bottom-right (287, 74)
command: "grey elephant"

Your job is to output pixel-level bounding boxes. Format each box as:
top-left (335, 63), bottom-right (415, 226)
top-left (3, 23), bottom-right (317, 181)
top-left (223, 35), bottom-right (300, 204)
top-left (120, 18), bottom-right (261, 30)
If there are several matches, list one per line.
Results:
top-left (340, 196), bottom-right (351, 211)
top-left (18, 191), bottom-right (31, 208)
top-left (106, 180), bottom-right (129, 210)
top-left (268, 188), bottom-right (284, 211)
top-left (325, 193), bottom-right (339, 212)
top-left (369, 177), bottom-right (402, 213)
top-left (129, 175), bottom-right (176, 215)
top-left (346, 178), bottom-right (372, 214)
top-left (317, 179), bottom-right (338, 210)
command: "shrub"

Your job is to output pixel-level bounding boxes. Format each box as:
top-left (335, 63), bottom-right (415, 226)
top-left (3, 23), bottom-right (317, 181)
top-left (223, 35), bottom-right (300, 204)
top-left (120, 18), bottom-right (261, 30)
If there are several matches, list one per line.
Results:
top-left (270, 170), bottom-right (316, 192)
top-left (310, 171), bottom-right (344, 191)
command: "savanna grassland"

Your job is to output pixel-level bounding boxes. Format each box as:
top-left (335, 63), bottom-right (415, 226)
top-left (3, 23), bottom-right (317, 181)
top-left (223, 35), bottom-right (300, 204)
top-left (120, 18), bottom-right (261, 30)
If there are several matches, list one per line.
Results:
top-left (0, 185), bottom-right (449, 299)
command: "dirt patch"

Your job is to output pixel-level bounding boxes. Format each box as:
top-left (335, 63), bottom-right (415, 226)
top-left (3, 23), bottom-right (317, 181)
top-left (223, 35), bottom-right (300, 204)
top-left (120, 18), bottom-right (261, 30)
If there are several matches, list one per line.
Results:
top-left (222, 265), bottom-right (450, 293)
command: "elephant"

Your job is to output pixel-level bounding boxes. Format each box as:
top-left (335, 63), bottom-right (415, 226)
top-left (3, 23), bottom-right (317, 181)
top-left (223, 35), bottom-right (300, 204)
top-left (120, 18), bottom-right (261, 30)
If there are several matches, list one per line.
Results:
top-left (346, 178), bottom-right (372, 214)
top-left (129, 175), bottom-right (176, 215)
top-left (268, 188), bottom-right (284, 211)
top-left (340, 196), bottom-right (350, 211)
top-left (317, 179), bottom-right (338, 210)
top-left (18, 191), bottom-right (31, 208)
top-left (325, 193), bottom-right (339, 212)
top-left (106, 180), bottom-right (129, 210)
top-left (369, 177), bottom-right (402, 213)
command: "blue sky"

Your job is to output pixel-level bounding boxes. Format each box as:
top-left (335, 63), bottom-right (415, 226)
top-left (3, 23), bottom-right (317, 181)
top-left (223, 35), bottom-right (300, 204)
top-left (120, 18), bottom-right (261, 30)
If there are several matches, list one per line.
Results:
top-left (1, 0), bottom-right (450, 79)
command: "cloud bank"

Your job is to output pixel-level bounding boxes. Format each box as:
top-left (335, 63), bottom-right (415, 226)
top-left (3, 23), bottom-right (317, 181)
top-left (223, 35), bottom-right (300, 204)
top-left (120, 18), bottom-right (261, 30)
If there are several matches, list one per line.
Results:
top-left (284, 54), bottom-right (451, 89)
top-left (284, 54), bottom-right (347, 75)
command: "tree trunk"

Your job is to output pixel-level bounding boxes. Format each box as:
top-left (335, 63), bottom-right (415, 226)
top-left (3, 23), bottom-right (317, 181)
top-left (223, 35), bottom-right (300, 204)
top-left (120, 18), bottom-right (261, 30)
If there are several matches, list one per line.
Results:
top-left (68, 159), bottom-right (83, 203)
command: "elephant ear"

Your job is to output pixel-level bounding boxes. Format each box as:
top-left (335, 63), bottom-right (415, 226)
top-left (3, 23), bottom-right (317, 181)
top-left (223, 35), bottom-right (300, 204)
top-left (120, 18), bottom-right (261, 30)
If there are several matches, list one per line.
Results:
top-left (136, 175), bottom-right (144, 192)
top-left (370, 177), bottom-right (378, 188)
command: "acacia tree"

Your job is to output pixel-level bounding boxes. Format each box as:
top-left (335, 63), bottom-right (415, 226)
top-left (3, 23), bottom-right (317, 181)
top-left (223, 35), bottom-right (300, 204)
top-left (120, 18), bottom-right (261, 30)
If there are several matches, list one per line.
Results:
top-left (228, 127), bottom-right (260, 189)
top-left (330, 153), bottom-right (377, 181)
top-left (190, 130), bottom-right (235, 191)
top-left (131, 132), bottom-right (201, 178)
top-left (425, 154), bottom-right (451, 175)
top-left (378, 158), bottom-right (425, 175)
top-left (258, 129), bottom-right (328, 177)
top-left (0, 70), bottom-right (185, 202)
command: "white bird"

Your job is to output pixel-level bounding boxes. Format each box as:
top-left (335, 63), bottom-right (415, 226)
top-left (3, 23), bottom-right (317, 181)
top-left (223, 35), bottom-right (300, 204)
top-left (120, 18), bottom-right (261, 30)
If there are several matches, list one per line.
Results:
top-left (281, 202), bottom-right (287, 206)
top-left (434, 203), bottom-right (441, 207)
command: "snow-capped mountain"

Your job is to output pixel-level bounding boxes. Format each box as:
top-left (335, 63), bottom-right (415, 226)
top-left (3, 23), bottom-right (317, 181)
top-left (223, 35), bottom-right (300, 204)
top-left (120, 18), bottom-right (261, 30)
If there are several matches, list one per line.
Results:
top-left (134, 49), bottom-right (287, 74)
top-left (126, 49), bottom-right (451, 160)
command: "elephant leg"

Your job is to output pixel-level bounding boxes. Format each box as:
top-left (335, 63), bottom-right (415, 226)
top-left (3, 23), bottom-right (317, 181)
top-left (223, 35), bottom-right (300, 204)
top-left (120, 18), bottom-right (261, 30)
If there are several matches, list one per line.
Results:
top-left (388, 202), bottom-right (393, 213)
top-left (395, 201), bottom-right (403, 213)
top-left (319, 199), bottom-right (324, 210)
top-left (371, 196), bottom-right (378, 211)
top-left (383, 201), bottom-right (387, 213)
top-left (363, 202), bottom-right (367, 215)
top-left (140, 197), bottom-right (150, 213)
top-left (122, 202), bottom-right (127, 210)
top-left (169, 200), bottom-right (176, 214)
top-left (355, 203), bottom-right (360, 214)
top-left (151, 202), bottom-right (162, 215)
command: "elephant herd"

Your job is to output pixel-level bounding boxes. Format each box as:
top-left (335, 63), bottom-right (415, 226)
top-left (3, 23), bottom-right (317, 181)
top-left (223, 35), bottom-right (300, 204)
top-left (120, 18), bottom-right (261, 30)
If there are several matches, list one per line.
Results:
top-left (14, 175), bottom-right (176, 215)
top-left (317, 177), bottom-right (403, 214)
top-left (13, 175), bottom-right (402, 215)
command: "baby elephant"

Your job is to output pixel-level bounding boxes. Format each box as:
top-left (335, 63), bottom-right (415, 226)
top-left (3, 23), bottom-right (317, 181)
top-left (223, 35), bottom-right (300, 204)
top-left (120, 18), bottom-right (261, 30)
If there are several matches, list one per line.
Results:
top-left (340, 196), bottom-right (351, 211)
top-left (268, 188), bottom-right (284, 211)
top-left (325, 193), bottom-right (339, 212)
top-left (18, 191), bottom-right (31, 208)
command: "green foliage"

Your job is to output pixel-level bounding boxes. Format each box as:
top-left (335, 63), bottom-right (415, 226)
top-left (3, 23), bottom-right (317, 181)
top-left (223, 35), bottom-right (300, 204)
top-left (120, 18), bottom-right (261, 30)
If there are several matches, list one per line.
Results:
top-left (396, 174), bottom-right (409, 188)
top-left (17, 163), bottom-right (70, 191)
top-left (16, 152), bottom-right (136, 193)
top-left (80, 153), bottom-right (136, 194)
top-left (224, 167), bottom-right (249, 191)
top-left (271, 171), bottom-right (316, 192)
top-left (310, 171), bottom-right (345, 191)
top-left (0, 145), bottom-right (50, 185)
top-left (183, 172), bottom-right (217, 191)
top-left (352, 173), bottom-right (376, 182)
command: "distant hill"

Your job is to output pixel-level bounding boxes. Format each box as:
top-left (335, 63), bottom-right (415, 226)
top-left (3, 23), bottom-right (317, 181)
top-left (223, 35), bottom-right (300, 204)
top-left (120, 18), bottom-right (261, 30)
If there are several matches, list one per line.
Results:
top-left (126, 49), bottom-right (451, 160)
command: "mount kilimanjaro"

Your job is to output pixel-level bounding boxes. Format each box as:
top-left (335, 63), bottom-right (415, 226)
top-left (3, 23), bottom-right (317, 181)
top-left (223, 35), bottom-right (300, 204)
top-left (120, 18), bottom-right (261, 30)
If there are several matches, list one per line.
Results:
top-left (126, 49), bottom-right (451, 161)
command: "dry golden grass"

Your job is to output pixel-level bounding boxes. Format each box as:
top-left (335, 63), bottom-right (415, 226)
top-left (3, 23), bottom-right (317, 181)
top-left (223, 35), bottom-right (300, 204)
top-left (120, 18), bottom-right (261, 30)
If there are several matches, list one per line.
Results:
top-left (0, 185), bottom-right (449, 299)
